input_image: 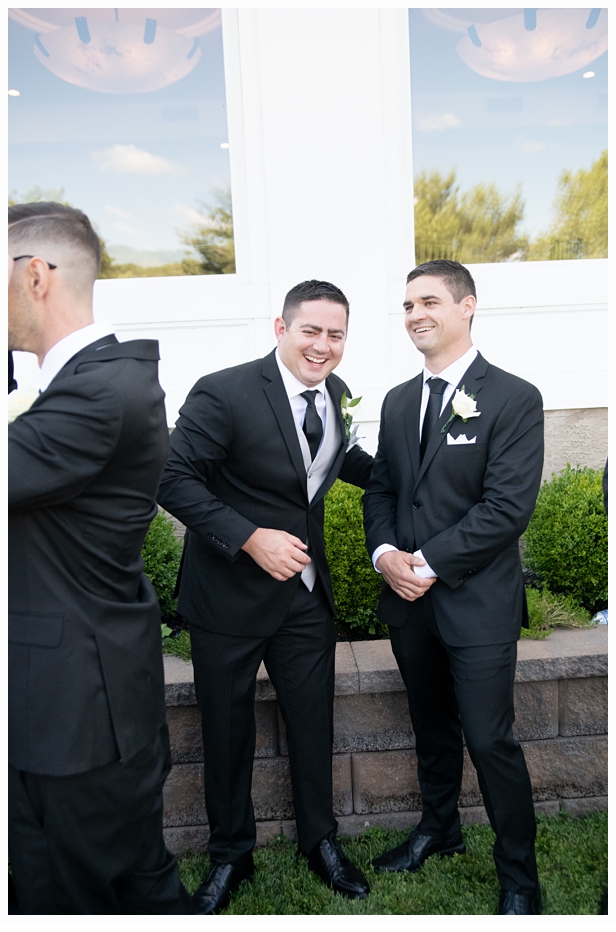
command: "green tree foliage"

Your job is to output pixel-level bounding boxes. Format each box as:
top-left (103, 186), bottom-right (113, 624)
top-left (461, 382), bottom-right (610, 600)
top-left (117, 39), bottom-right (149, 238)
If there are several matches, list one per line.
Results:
top-left (529, 151), bottom-right (608, 260)
top-left (141, 511), bottom-right (184, 617)
top-left (414, 169), bottom-right (528, 264)
top-left (181, 184), bottom-right (236, 275)
top-left (9, 185), bottom-right (68, 206)
top-left (324, 480), bottom-right (385, 636)
top-left (524, 466), bottom-right (607, 614)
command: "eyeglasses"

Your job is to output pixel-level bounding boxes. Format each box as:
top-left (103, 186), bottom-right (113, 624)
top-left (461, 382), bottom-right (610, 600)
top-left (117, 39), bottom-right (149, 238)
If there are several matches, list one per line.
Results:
top-left (11, 255), bottom-right (57, 269)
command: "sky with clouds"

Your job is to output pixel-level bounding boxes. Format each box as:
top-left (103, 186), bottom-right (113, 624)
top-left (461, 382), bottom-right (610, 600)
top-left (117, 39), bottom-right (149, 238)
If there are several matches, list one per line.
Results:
top-left (409, 8), bottom-right (608, 239)
top-left (8, 10), bottom-right (230, 255)
top-left (8, 8), bottom-right (608, 254)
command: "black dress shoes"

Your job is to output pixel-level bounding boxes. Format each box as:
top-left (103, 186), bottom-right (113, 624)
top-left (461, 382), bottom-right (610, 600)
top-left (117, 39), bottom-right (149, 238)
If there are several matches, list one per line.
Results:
top-left (372, 827), bottom-right (466, 874)
top-left (498, 890), bottom-right (542, 915)
top-left (192, 856), bottom-right (255, 915)
top-left (307, 832), bottom-right (370, 899)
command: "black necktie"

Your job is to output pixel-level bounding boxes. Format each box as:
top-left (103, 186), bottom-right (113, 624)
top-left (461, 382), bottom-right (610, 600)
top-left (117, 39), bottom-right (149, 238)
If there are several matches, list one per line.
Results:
top-left (420, 377), bottom-right (448, 461)
top-left (300, 390), bottom-right (324, 462)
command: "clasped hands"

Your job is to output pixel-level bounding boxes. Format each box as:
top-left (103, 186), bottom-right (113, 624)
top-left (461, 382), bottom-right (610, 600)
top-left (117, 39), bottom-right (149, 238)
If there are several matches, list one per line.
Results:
top-left (242, 527), bottom-right (310, 581)
top-left (375, 550), bottom-right (436, 602)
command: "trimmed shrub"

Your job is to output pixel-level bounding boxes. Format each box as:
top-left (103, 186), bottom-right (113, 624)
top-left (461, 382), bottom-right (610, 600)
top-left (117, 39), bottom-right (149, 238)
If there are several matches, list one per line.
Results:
top-left (141, 510), bottom-right (183, 617)
top-left (324, 480), bottom-right (386, 636)
top-left (522, 586), bottom-right (593, 640)
top-left (524, 465), bottom-right (607, 614)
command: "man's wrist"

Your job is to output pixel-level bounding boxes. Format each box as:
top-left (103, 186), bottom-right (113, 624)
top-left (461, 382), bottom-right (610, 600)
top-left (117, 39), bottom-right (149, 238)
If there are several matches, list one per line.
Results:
top-left (372, 543), bottom-right (399, 573)
top-left (413, 549), bottom-right (437, 579)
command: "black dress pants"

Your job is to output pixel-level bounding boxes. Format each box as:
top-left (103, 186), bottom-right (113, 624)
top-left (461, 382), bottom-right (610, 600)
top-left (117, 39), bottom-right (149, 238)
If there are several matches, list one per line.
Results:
top-left (8, 724), bottom-right (192, 915)
top-left (190, 579), bottom-right (338, 862)
top-left (390, 600), bottom-right (539, 895)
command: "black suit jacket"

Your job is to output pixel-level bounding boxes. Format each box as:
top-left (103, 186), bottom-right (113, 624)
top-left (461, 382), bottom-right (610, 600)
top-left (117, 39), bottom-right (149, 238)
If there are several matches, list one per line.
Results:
top-left (157, 349), bottom-right (374, 637)
top-left (364, 352), bottom-right (544, 646)
top-left (8, 336), bottom-right (170, 776)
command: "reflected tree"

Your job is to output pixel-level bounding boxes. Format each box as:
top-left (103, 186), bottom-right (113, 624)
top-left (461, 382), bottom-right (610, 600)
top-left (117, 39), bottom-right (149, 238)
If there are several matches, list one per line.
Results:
top-left (528, 151), bottom-right (607, 260)
top-left (414, 169), bottom-right (528, 264)
top-left (181, 184), bottom-right (235, 275)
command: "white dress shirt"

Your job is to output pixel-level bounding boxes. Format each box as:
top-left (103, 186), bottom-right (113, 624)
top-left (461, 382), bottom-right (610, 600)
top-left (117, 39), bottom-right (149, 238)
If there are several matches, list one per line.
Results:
top-left (39, 323), bottom-right (116, 393)
top-left (373, 345), bottom-right (479, 579)
top-left (275, 349), bottom-right (327, 446)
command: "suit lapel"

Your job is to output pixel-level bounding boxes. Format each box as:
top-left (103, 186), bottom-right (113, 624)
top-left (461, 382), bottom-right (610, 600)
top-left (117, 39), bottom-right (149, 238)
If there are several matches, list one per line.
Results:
top-left (415, 352), bottom-right (488, 484)
top-left (403, 375), bottom-right (423, 483)
top-left (261, 352), bottom-right (308, 495)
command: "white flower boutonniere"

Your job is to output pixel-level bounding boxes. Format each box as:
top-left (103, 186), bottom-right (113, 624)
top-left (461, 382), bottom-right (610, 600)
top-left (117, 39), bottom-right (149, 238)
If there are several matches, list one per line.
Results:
top-left (341, 391), bottom-right (362, 446)
top-left (8, 389), bottom-right (38, 423)
top-left (441, 385), bottom-right (480, 433)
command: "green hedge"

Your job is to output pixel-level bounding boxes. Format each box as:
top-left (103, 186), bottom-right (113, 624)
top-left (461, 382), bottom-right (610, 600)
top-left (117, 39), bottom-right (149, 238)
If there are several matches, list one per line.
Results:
top-left (323, 480), bottom-right (385, 636)
top-left (144, 467), bottom-right (607, 644)
top-left (523, 465), bottom-right (607, 614)
top-left (141, 510), bottom-right (183, 617)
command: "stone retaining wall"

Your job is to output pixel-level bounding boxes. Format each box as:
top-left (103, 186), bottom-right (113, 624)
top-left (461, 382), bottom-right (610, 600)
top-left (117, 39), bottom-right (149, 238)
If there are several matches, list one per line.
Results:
top-left (162, 627), bottom-right (607, 856)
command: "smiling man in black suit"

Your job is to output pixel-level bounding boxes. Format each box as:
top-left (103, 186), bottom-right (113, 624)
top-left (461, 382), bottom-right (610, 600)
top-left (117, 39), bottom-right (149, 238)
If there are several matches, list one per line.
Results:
top-left (158, 280), bottom-right (374, 912)
top-left (8, 202), bottom-right (191, 914)
top-left (363, 260), bottom-right (544, 915)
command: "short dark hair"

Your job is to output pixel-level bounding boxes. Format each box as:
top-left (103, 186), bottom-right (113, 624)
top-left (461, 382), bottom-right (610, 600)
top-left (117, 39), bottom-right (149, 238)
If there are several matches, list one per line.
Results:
top-left (282, 279), bottom-right (349, 326)
top-left (406, 259), bottom-right (476, 304)
top-left (8, 201), bottom-right (102, 277)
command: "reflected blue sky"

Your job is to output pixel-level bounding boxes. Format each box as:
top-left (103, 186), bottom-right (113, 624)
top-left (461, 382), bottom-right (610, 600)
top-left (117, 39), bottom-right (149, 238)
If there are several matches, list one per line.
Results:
top-left (409, 8), bottom-right (608, 239)
top-left (8, 9), bottom-right (230, 254)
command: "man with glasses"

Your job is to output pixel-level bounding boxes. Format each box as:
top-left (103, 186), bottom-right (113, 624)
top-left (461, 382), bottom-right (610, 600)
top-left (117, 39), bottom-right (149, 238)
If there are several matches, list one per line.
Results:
top-left (8, 202), bottom-right (191, 914)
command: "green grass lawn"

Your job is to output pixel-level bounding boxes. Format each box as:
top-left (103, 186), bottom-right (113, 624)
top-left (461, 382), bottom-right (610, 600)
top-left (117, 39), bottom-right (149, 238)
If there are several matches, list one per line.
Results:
top-left (178, 812), bottom-right (607, 915)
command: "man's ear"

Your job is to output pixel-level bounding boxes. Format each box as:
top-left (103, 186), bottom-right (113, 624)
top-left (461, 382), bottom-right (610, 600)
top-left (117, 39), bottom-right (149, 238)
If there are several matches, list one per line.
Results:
top-left (461, 295), bottom-right (476, 321)
top-left (273, 316), bottom-right (287, 342)
top-left (26, 257), bottom-right (53, 301)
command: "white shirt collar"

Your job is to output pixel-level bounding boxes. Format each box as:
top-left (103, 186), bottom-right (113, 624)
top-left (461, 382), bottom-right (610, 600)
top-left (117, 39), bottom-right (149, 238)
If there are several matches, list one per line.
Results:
top-left (275, 348), bottom-right (327, 400)
top-left (422, 345), bottom-right (478, 389)
top-left (39, 323), bottom-right (116, 392)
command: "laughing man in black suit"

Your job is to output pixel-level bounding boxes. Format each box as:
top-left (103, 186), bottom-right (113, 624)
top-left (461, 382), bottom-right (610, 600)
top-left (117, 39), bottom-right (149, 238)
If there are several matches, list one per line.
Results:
top-left (363, 260), bottom-right (544, 915)
top-left (158, 280), bottom-right (374, 912)
top-left (8, 202), bottom-right (191, 914)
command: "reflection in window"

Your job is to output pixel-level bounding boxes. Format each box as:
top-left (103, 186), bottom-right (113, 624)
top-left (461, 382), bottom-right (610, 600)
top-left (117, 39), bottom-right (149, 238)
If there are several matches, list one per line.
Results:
top-left (8, 8), bottom-right (234, 278)
top-left (409, 9), bottom-right (608, 263)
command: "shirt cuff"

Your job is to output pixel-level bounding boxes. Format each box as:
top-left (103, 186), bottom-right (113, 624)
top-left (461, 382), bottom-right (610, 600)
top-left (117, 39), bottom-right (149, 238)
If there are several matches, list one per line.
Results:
top-left (413, 549), bottom-right (438, 578)
top-left (372, 543), bottom-right (399, 572)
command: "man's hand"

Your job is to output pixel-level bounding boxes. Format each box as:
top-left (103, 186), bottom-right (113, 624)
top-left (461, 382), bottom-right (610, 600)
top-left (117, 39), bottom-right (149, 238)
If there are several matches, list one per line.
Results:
top-left (242, 528), bottom-right (310, 581)
top-left (376, 550), bottom-right (436, 601)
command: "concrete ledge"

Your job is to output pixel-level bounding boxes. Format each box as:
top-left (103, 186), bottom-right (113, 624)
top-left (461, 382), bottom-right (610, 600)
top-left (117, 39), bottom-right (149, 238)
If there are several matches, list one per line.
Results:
top-left (164, 626), bottom-right (608, 705)
top-left (162, 627), bottom-right (608, 854)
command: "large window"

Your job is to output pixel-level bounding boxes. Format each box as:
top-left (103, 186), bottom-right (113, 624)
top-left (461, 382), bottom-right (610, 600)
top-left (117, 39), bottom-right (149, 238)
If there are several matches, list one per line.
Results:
top-left (409, 8), bottom-right (608, 264)
top-left (8, 8), bottom-right (234, 278)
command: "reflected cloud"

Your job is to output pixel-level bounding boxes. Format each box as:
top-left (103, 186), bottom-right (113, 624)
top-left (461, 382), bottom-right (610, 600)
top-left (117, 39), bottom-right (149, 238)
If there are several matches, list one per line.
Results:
top-left (515, 136), bottom-right (546, 154)
top-left (168, 202), bottom-right (207, 225)
top-left (416, 111), bottom-right (460, 134)
top-left (93, 144), bottom-right (173, 176)
top-left (105, 205), bottom-right (134, 221)
top-left (112, 220), bottom-right (142, 238)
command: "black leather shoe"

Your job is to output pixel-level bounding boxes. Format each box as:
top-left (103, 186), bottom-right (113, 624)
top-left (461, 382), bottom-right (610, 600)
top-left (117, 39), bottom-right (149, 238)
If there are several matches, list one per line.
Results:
top-left (192, 857), bottom-right (255, 915)
top-left (372, 827), bottom-right (466, 874)
top-left (498, 890), bottom-right (541, 915)
top-left (307, 832), bottom-right (370, 899)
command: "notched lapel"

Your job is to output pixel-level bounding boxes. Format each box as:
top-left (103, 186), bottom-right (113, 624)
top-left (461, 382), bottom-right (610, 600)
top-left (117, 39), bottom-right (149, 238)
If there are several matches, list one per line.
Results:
top-left (403, 377), bottom-right (422, 482)
top-left (261, 356), bottom-right (308, 495)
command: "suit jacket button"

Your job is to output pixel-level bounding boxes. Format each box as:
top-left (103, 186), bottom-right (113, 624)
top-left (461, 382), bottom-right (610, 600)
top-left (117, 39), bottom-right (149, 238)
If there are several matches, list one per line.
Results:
top-left (413, 501), bottom-right (420, 509)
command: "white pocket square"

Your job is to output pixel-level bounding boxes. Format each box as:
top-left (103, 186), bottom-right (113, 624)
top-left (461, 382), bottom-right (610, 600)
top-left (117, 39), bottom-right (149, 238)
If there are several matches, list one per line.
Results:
top-left (447, 433), bottom-right (476, 445)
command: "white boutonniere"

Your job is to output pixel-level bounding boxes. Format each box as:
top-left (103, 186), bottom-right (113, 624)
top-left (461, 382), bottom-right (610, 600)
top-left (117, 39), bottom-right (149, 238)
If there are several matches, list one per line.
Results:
top-left (441, 385), bottom-right (480, 433)
top-left (8, 389), bottom-right (38, 423)
top-left (341, 391), bottom-right (363, 447)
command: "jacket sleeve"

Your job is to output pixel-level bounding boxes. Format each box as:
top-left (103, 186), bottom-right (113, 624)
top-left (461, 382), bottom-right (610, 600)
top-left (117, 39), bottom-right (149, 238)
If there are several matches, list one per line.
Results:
top-left (8, 376), bottom-right (123, 511)
top-left (157, 376), bottom-right (258, 561)
top-left (362, 393), bottom-right (400, 553)
top-left (338, 443), bottom-right (374, 489)
top-left (421, 383), bottom-right (544, 589)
